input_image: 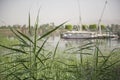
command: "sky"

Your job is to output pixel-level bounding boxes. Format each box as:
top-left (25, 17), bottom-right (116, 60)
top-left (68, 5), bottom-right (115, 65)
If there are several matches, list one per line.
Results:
top-left (0, 0), bottom-right (120, 26)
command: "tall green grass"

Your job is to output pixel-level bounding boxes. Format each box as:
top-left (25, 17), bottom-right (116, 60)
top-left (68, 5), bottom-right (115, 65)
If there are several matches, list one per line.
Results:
top-left (0, 12), bottom-right (120, 80)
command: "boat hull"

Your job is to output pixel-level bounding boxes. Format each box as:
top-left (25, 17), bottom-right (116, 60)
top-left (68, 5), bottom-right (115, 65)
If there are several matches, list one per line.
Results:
top-left (61, 31), bottom-right (118, 39)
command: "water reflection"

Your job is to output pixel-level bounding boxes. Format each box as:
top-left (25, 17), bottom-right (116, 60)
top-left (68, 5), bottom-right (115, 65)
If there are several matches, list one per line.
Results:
top-left (47, 36), bottom-right (120, 53)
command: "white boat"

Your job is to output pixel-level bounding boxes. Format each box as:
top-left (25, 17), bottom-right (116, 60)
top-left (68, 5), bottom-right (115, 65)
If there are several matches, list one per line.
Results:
top-left (61, 31), bottom-right (96, 39)
top-left (61, 30), bottom-right (118, 39)
top-left (61, 0), bottom-right (118, 39)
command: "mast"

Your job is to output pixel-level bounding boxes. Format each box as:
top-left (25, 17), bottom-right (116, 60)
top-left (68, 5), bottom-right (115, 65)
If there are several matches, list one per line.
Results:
top-left (77, 0), bottom-right (82, 31)
top-left (98, 0), bottom-right (108, 34)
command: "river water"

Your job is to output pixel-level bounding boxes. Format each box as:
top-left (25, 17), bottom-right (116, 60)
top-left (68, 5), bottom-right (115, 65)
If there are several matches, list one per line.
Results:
top-left (1, 35), bottom-right (120, 54)
top-left (47, 35), bottom-right (120, 53)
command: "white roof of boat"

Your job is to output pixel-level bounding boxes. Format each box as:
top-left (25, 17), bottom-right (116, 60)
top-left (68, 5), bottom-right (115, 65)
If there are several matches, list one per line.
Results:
top-left (65, 31), bottom-right (96, 34)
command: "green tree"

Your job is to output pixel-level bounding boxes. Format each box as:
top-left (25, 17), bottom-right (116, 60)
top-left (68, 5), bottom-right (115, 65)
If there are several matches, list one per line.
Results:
top-left (101, 24), bottom-right (106, 30)
top-left (65, 24), bottom-right (73, 31)
top-left (89, 24), bottom-right (97, 31)
top-left (82, 25), bottom-right (88, 30)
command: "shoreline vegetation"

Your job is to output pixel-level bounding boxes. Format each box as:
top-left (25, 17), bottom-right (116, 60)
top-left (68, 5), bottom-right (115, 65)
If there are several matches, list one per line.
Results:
top-left (0, 13), bottom-right (120, 80)
top-left (0, 23), bottom-right (120, 38)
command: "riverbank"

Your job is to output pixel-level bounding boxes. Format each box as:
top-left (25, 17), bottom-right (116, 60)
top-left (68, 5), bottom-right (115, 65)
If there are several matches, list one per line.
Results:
top-left (0, 42), bottom-right (120, 80)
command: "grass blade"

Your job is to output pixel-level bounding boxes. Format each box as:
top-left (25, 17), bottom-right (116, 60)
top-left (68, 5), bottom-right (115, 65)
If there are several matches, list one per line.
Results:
top-left (104, 60), bottom-right (120, 69)
top-left (53, 40), bottom-right (60, 59)
top-left (28, 12), bottom-right (31, 35)
top-left (10, 28), bottom-right (29, 45)
top-left (16, 30), bottom-right (33, 44)
top-left (0, 44), bottom-right (28, 54)
top-left (37, 21), bottom-right (67, 40)
top-left (37, 38), bottom-right (48, 56)
top-left (34, 54), bottom-right (44, 65)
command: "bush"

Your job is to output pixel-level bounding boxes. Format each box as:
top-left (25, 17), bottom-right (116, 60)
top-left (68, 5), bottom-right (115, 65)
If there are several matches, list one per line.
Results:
top-left (65, 24), bottom-right (73, 31)
top-left (89, 24), bottom-right (97, 30)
